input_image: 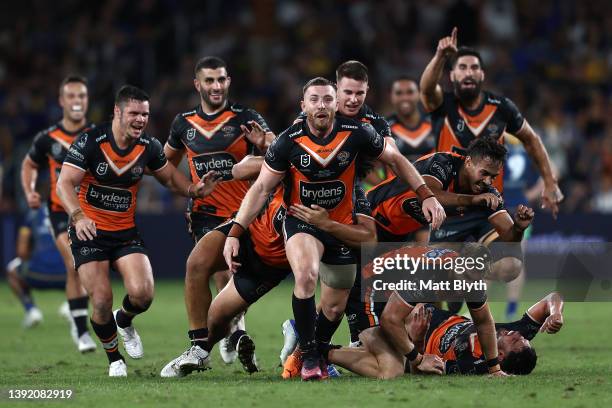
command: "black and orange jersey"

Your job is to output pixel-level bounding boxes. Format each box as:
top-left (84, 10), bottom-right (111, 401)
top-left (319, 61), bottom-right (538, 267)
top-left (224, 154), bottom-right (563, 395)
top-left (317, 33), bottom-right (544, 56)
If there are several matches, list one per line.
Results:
top-left (166, 102), bottom-right (271, 218)
top-left (296, 104), bottom-right (391, 138)
top-left (414, 152), bottom-right (506, 218)
top-left (387, 113), bottom-right (435, 162)
top-left (264, 117), bottom-right (385, 225)
top-left (429, 91), bottom-right (525, 191)
top-left (27, 122), bottom-right (94, 212)
top-left (425, 309), bottom-right (542, 375)
top-left (249, 186), bottom-right (288, 268)
top-left (63, 124), bottom-right (168, 231)
top-left (366, 176), bottom-right (428, 241)
top-left (248, 184), bottom-right (371, 269)
top-left (354, 104), bottom-right (392, 138)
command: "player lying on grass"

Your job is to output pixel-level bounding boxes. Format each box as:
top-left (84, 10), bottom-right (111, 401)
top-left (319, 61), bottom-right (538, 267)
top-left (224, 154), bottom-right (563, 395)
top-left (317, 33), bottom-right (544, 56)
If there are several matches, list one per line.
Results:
top-left (345, 139), bottom-right (535, 346)
top-left (283, 291), bottom-right (563, 378)
top-left (161, 155), bottom-right (377, 377)
top-left (283, 242), bottom-right (499, 377)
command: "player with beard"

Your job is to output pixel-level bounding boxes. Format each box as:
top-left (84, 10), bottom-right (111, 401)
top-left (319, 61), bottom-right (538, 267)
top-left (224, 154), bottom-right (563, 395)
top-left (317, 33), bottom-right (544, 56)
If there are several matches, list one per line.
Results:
top-left (312, 292), bottom-right (563, 378)
top-left (224, 77), bottom-right (445, 381)
top-left (160, 156), bottom-right (377, 378)
top-left (341, 139), bottom-right (533, 346)
top-left (21, 75), bottom-right (96, 352)
top-left (295, 61), bottom-right (391, 187)
top-left (57, 85), bottom-right (219, 377)
top-left (420, 28), bottom-right (563, 217)
top-left (163, 56), bottom-right (274, 368)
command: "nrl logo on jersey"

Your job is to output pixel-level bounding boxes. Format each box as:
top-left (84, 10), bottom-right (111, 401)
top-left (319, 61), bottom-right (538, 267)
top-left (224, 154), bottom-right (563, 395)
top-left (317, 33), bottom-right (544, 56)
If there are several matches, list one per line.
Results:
top-left (186, 128), bottom-right (196, 141)
top-left (96, 162), bottom-right (108, 176)
top-left (456, 120), bottom-right (465, 132)
top-left (300, 154), bottom-right (311, 167)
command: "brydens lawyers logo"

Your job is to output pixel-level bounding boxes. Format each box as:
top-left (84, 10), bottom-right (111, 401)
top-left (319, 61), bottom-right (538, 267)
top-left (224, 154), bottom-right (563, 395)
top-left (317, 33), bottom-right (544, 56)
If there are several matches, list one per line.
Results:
top-left (300, 154), bottom-right (311, 167)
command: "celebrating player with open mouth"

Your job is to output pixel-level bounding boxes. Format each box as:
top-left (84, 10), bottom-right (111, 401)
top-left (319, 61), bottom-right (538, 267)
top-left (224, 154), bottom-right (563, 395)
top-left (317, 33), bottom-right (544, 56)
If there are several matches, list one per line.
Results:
top-left (223, 77), bottom-right (445, 381)
top-left (56, 85), bottom-right (219, 377)
top-left (161, 155), bottom-right (377, 378)
top-left (420, 27), bottom-right (563, 217)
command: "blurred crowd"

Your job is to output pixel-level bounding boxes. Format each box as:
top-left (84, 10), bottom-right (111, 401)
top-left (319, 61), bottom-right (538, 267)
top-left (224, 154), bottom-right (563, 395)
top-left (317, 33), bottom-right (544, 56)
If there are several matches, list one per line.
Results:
top-left (1, 0), bottom-right (610, 213)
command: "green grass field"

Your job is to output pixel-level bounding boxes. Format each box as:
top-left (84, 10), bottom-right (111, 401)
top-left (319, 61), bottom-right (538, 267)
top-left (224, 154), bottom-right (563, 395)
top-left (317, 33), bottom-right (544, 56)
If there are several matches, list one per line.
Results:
top-left (1, 280), bottom-right (611, 407)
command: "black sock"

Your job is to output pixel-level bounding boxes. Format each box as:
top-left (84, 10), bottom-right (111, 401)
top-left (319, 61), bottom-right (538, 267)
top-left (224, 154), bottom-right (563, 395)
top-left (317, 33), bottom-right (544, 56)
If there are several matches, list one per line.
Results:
top-left (90, 318), bottom-right (123, 363)
top-left (229, 329), bottom-right (247, 350)
top-left (68, 296), bottom-right (89, 336)
top-left (315, 311), bottom-right (342, 345)
top-left (292, 294), bottom-right (317, 357)
top-left (188, 328), bottom-right (211, 352)
top-left (319, 343), bottom-right (341, 363)
top-left (116, 295), bottom-right (149, 329)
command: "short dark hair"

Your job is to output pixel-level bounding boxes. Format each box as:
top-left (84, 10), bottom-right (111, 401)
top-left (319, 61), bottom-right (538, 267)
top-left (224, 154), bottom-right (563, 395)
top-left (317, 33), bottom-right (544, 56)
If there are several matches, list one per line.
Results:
top-left (336, 60), bottom-right (368, 83)
top-left (501, 346), bottom-right (537, 375)
top-left (59, 75), bottom-right (88, 94)
top-left (194, 56), bottom-right (227, 76)
top-left (302, 77), bottom-right (337, 95)
top-left (466, 136), bottom-right (507, 164)
top-left (115, 85), bottom-right (150, 106)
top-left (451, 47), bottom-right (484, 69)
top-left (391, 76), bottom-right (419, 89)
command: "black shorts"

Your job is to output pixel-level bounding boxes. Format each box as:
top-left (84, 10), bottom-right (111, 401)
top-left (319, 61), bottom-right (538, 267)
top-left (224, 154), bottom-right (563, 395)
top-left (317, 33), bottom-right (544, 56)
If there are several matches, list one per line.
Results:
top-left (283, 215), bottom-right (355, 265)
top-left (188, 212), bottom-right (228, 243)
top-left (49, 209), bottom-right (69, 239)
top-left (68, 227), bottom-right (147, 270)
top-left (215, 222), bottom-right (291, 305)
top-left (345, 269), bottom-right (386, 341)
top-left (429, 213), bottom-right (495, 243)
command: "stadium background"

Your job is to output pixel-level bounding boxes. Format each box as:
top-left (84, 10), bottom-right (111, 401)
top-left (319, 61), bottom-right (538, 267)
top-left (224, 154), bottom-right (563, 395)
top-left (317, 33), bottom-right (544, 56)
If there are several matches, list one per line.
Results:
top-left (0, 0), bottom-right (611, 272)
top-left (1, 2), bottom-right (611, 406)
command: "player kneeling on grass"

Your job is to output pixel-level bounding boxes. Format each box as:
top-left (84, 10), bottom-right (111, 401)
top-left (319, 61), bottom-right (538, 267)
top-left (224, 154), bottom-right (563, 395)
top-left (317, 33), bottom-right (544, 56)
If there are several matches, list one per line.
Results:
top-left (161, 155), bottom-right (378, 378)
top-left (57, 85), bottom-right (219, 377)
